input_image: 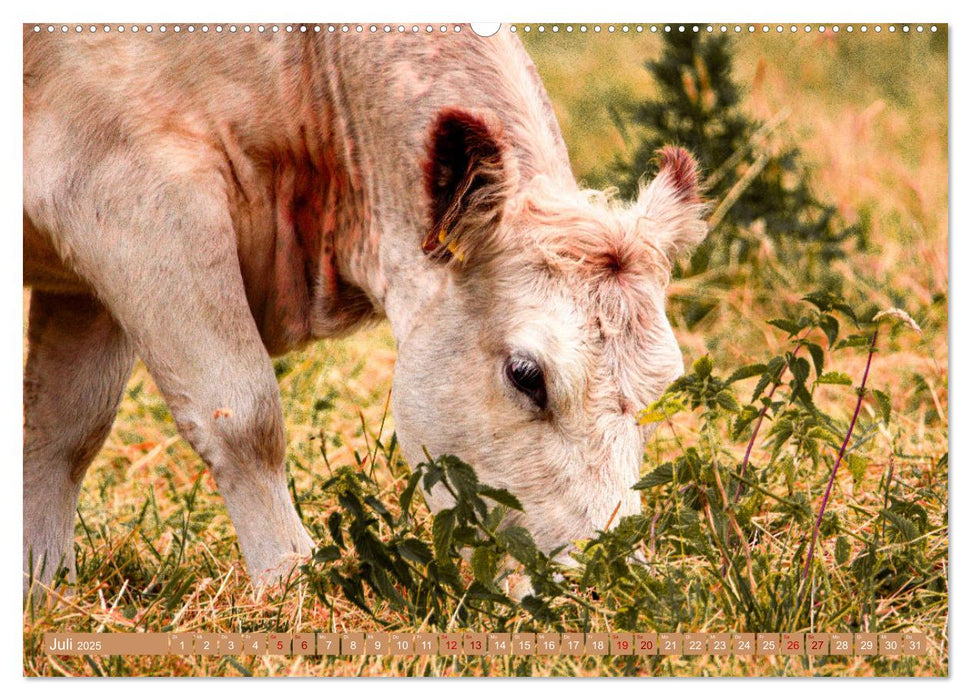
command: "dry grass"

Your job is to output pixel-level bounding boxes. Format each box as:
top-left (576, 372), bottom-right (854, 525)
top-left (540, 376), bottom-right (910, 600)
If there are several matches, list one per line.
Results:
top-left (23, 30), bottom-right (947, 677)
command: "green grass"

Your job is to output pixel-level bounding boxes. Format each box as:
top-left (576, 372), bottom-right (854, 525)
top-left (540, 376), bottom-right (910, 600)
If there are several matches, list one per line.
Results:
top-left (23, 29), bottom-right (947, 677)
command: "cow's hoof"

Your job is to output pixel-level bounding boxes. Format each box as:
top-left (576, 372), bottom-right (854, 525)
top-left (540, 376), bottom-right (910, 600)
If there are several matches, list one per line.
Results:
top-left (250, 551), bottom-right (312, 591)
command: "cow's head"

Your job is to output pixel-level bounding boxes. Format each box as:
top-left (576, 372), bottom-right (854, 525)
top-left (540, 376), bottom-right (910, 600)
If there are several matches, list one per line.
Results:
top-left (392, 108), bottom-right (708, 557)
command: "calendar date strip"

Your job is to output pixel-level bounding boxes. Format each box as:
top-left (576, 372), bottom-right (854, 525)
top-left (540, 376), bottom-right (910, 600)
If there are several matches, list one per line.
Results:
top-left (42, 631), bottom-right (930, 657)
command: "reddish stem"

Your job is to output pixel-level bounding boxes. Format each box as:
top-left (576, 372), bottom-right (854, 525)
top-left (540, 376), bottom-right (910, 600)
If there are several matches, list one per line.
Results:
top-left (802, 328), bottom-right (879, 580)
top-left (732, 347), bottom-right (799, 505)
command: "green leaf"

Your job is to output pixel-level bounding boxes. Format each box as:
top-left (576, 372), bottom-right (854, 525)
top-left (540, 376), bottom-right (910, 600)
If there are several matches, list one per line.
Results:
top-left (465, 580), bottom-right (508, 603)
top-left (329, 571), bottom-right (371, 615)
top-left (432, 509), bottom-right (456, 563)
top-left (421, 465), bottom-right (444, 493)
top-left (731, 405), bottom-right (761, 441)
top-left (337, 491), bottom-right (365, 520)
top-left (793, 383), bottom-right (816, 409)
top-left (768, 318), bottom-right (802, 336)
top-left (633, 462), bottom-right (675, 490)
top-left (766, 355), bottom-right (787, 377)
top-left (872, 389), bottom-right (892, 424)
top-left (819, 314), bottom-right (840, 347)
top-left (789, 356), bottom-right (811, 386)
top-left (497, 526), bottom-right (540, 567)
top-left (801, 291), bottom-right (858, 323)
top-left (806, 342), bottom-right (825, 378)
top-left (889, 496), bottom-right (930, 533)
top-left (477, 486), bottom-right (523, 511)
top-left (846, 453), bottom-right (867, 485)
top-left (820, 510), bottom-right (840, 537)
top-left (806, 425), bottom-right (840, 444)
top-left (483, 504), bottom-right (511, 532)
top-left (751, 373), bottom-right (773, 403)
top-left (351, 530), bottom-right (390, 569)
top-left (802, 290), bottom-right (837, 312)
top-left (452, 524), bottom-right (479, 546)
top-left (715, 389), bottom-right (741, 412)
top-left (727, 363), bottom-right (767, 384)
top-left (326, 511), bottom-right (344, 548)
top-left (638, 394), bottom-right (684, 424)
top-left (520, 595), bottom-right (557, 624)
top-left (882, 509), bottom-right (919, 541)
top-left (751, 356), bottom-right (786, 402)
top-left (443, 455), bottom-right (479, 499)
top-left (471, 547), bottom-right (500, 586)
top-left (692, 355), bottom-right (714, 379)
top-left (817, 371), bottom-right (853, 386)
top-left (835, 333), bottom-right (873, 351)
top-left (396, 538), bottom-right (433, 565)
top-left (370, 566), bottom-right (406, 610)
top-left (835, 535), bottom-right (851, 564)
top-left (398, 470), bottom-right (422, 518)
top-left (313, 545), bottom-right (342, 563)
top-left (364, 495), bottom-right (394, 527)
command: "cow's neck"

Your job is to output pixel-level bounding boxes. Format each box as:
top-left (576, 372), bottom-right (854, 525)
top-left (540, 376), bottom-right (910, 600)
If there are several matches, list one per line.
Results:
top-left (245, 33), bottom-right (576, 354)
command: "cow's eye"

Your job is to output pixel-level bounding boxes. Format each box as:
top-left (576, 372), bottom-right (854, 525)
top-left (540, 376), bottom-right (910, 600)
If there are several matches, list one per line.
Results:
top-left (505, 355), bottom-right (547, 410)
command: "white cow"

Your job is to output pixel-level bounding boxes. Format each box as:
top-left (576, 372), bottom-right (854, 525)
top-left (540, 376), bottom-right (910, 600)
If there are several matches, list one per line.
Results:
top-left (23, 26), bottom-right (707, 591)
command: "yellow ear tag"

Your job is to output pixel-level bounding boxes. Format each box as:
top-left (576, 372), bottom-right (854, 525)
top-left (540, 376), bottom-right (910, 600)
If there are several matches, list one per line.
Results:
top-left (439, 229), bottom-right (465, 262)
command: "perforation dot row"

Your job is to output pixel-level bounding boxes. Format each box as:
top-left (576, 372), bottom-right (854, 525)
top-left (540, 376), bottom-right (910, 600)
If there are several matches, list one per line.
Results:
top-left (31, 24), bottom-right (940, 35)
top-left (32, 24), bottom-right (467, 34)
top-left (511, 24), bottom-right (937, 34)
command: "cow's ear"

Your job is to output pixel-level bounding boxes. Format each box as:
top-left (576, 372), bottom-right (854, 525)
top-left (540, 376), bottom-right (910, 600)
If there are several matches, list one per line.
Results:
top-left (635, 146), bottom-right (709, 263)
top-left (422, 108), bottom-right (511, 265)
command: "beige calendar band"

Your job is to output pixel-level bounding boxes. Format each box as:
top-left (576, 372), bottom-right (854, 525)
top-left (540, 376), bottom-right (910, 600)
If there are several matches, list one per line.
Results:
top-left (42, 632), bottom-right (930, 657)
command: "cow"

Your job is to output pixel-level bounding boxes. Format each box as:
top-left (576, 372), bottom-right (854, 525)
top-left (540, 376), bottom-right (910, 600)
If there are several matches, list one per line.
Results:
top-left (23, 25), bottom-right (708, 593)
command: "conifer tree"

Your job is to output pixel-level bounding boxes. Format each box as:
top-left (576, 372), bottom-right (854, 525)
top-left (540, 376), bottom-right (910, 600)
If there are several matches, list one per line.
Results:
top-left (613, 32), bottom-right (862, 281)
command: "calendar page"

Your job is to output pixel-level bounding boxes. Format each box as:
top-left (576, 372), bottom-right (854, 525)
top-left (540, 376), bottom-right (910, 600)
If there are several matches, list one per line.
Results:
top-left (22, 20), bottom-right (948, 678)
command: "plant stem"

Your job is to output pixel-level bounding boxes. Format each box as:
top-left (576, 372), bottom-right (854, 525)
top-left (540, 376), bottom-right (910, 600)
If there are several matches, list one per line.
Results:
top-left (802, 328), bottom-right (879, 580)
top-left (732, 341), bottom-right (804, 505)
top-left (708, 429), bottom-right (757, 592)
top-left (707, 152), bottom-right (770, 231)
top-left (703, 108), bottom-right (790, 191)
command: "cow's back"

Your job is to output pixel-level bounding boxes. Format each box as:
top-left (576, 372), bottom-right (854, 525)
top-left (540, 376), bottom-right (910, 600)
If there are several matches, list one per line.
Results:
top-left (24, 28), bottom-right (306, 189)
top-left (23, 29), bottom-right (311, 295)
top-left (23, 28), bottom-right (576, 347)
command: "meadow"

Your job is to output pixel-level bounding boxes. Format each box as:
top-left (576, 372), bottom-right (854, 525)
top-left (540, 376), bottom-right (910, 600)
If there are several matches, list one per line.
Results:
top-left (23, 26), bottom-right (948, 677)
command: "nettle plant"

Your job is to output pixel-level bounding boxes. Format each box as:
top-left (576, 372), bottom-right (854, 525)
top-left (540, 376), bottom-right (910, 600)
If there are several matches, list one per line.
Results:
top-left (301, 291), bottom-right (926, 637)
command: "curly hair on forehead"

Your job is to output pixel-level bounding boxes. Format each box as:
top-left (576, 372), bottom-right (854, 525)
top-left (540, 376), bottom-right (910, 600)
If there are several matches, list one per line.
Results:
top-left (512, 181), bottom-right (673, 283)
top-left (489, 148), bottom-right (709, 343)
top-left (503, 146), bottom-right (708, 273)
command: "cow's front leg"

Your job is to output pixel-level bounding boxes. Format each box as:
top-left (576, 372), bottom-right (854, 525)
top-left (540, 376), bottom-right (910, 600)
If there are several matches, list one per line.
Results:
top-left (32, 175), bottom-right (315, 587)
top-left (170, 372), bottom-right (315, 586)
top-left (127, 272), bottom-right (315, 587)
top-left (127, 277), bottom-right (315, 585)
